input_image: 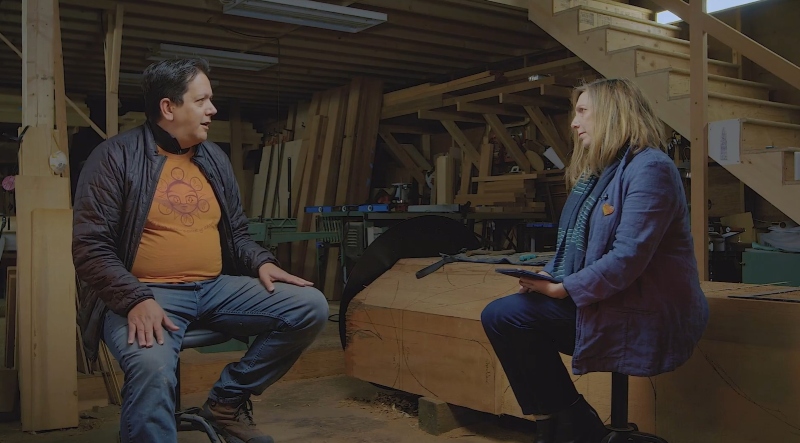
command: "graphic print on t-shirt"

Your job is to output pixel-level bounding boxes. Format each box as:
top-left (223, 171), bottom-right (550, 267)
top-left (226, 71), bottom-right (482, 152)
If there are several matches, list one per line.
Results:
top-left (155, 167), bottom-right (213, 228)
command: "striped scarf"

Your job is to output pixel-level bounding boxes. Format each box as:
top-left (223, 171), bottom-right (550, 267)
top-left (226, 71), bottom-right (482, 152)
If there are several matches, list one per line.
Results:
top-left (550, 149), bottom-right (626, 280)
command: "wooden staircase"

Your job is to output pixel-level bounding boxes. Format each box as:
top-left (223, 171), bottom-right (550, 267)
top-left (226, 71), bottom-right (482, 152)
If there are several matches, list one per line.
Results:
top-left (529, 0), bottom-right (800, 223)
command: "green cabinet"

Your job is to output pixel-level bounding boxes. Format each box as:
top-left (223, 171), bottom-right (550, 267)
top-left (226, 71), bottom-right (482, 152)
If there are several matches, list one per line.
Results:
top-left (742, 249), bottom-right (800, 287)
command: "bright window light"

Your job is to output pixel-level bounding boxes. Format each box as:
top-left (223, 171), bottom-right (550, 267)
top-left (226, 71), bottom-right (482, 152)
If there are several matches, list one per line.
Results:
top-left (657, 0), bottom-right (767, 24)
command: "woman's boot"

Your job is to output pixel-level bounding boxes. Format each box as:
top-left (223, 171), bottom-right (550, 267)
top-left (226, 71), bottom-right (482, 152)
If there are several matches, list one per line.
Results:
top-left (555, 395), bottom-right (610, 443)
top-left (533, 416), bottom-right (558, 443)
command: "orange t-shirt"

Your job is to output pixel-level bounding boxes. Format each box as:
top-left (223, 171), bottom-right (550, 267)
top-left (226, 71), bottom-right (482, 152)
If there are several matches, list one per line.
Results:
top-left (131, 147), bottom-right (223, 283)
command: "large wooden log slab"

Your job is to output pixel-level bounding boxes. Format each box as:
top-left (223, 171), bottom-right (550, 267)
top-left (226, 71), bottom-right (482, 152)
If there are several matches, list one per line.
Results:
top-left (343, 259), bottom-right (649, 425)
top-left (345, 258), bottom-right (800, 441)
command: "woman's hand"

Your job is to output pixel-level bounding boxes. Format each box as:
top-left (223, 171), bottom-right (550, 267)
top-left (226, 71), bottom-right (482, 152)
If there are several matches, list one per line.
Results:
top-left (518, 273), bottom-right (569, 299)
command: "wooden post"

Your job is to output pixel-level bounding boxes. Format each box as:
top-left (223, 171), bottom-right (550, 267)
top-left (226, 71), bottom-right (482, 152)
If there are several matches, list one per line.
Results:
top-left (18, 0), bottom-right (78, 431)
top-left (52, 0), bottom-right (69, 171)
top-left (22, 0), bottom-right (54, 130)
top-left (690, 0), bottom-right (709, 280)
top-left (104, 4), bottom-right (123, 138)
top-left (228, 99), bottom-right (248, 208)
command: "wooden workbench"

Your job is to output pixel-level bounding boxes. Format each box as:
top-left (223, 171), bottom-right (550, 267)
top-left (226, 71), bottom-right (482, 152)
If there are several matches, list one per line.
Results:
top-left (344, 258), bottom-right (800, 442)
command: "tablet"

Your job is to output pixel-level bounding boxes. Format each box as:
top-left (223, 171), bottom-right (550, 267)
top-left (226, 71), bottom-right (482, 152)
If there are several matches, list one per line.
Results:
top-left (495, 268), bottom-right (561, 284)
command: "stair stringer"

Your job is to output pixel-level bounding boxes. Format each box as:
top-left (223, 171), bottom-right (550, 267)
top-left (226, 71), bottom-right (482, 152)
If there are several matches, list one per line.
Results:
top-left (710, 149), bottom-right (800, 222)
top-left (529, 2), bottom-right (800, 223)
top-left (529, 5), bottom-right (690, 135)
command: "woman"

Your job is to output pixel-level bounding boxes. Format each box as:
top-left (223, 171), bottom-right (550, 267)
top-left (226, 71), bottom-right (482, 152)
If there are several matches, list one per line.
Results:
top-left (481, 78), bottom-right (709, 443)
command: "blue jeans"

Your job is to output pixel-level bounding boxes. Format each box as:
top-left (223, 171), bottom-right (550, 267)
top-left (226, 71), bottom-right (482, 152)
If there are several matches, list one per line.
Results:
top-left (103, 275), bottom-right (329, 443)
top-left (481, 292), bottom-right (579, 415)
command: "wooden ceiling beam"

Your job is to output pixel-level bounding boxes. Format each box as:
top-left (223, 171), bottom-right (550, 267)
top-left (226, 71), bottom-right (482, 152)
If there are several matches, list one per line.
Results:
top-left (377, 129), bottom-right (426, 184)
top-left (0, 52), bottom-right (337, 93)
top-left (442, 76), bottom-right (559, 106)
top-left (115, 16), bottom-right (476, 71)
top-left (360, 0), bottom-right (542, 38)
top-left (524, 106), bottom-right (569, 163)
top-left (366, 26), bottom-right (523, 57)
top-left (540, 84), bottom-right (573, 98)
top-left (504, 56), bottom-right (586, 81)
top-left (417, 110), bottom-right (484, 124)
top-left (440, 120), bottom-right (480, 168)
top-left (484, 113), bottom-right (532, 171)
top-left (378, 124), bottom-right (431, 135)
top-left (52, 0), bottom-right (527, 58)
top-left (499, 93), bottom-right (570, 110)
top-left (0, 12), bottom-right (469, 76)
top-left (457, 101), bottom-right (527, 117)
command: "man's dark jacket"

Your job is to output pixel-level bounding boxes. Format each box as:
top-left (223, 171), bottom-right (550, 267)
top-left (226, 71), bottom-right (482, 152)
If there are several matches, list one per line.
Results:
top-left (73, 123), bottom-right (277, 362)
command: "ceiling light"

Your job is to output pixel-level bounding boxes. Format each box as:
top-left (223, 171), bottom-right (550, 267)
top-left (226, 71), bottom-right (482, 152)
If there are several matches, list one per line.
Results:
top-left (657, 0), bottom-right (766, 24)
top-left (147, 44), bottom-right (278, 71)
top-left (119, 72), bottom-right (220, 87)
top-left (222, 0), bottom-right (387, 33)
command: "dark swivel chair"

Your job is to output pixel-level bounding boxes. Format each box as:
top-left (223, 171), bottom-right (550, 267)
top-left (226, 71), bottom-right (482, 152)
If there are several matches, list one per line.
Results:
top-left (175, 326), bottom-right (247, 442)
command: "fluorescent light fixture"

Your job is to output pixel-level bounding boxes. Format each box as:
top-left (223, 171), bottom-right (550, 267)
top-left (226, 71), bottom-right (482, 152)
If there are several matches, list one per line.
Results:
top-left (223, 0), bottom-right (387, 33)
top-left (657, 0), bottom-right (766, 24)
top-left (147, 43), bottom-right (278, 71)
top-left (119, 72), bottom-right (220, 87)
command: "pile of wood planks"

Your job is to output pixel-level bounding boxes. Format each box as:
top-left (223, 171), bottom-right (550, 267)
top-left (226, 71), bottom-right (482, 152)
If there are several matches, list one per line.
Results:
top-left (282, 78), bottom-right (383, 291)
top-left (460, 173), bottom-right (545, 214)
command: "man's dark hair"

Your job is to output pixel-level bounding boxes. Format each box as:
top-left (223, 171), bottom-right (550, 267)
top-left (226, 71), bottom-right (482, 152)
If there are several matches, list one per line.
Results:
top-left (142, 58), bottom-right (211, 123)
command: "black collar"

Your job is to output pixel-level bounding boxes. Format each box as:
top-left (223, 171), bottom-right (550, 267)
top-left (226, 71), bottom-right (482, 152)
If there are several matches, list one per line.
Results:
top-left (147, 120), bottom-right (195, 155)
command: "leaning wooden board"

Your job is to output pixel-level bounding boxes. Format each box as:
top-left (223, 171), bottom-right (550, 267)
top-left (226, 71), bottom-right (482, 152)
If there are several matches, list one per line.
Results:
top-left (345, 258), bottom-right (800, 442)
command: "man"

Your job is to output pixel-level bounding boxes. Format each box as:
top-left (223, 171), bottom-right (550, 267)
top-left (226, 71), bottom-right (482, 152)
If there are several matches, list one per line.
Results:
top-left (73, 58), bottom-right (328, 443)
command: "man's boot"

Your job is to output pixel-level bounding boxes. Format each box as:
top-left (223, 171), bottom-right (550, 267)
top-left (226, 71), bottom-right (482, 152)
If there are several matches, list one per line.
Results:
top-left (199, 398), bottom-right (274, 443)
top-left (555, 395), bottom-right (610, 443)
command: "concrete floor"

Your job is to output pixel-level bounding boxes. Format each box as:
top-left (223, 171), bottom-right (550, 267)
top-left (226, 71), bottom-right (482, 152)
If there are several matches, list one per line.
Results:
top-left (0, 312), bottom-right (535, 443)
top-left (0, 375), bottom-right (535, 443)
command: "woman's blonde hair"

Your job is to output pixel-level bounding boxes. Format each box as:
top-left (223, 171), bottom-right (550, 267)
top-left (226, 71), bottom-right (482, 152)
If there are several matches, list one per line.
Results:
top-left (566, 78), bottom-right (665, 187)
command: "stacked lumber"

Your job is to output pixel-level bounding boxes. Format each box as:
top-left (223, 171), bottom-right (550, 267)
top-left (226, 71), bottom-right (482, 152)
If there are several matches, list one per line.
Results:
top-left (340, 78), bottom-right (385, 205)
top-left (374, 56), bottom-right (590, 211)
top-left (287, 78), bottom-right (384, 287)
top-left (380, 71), bottom-right (505, 120)
top-left (457, 173), bottom-right (545, 214)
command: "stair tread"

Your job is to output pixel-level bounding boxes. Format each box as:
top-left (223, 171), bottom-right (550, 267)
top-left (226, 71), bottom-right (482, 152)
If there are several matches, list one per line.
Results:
top-left (578, 0), bottom-right (654, 15)
top-left (658, 67), bottom-right (772, 89)
top-left (565, 5), bottom-right (680, 30)
top-left (670, 91), bottom-right (800, 110)
top-left (711, 92), bottom-right (800, 110)
top-left (745, 147), bottom-right (800, 153)
top-left (598, 24), bottom-right (689, 44)
top-left (739, 118), bottom-right (800, 130)
top-left (629, 45), bottom-right (739, 67)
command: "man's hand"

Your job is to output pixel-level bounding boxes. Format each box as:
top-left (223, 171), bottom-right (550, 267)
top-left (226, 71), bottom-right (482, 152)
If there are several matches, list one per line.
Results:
top-left (518, 271), bottom-right (568, 299)
top-left (127, 299), bottom-right (179, 347)
top-left (258, 262), bottom-right (314, 292)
